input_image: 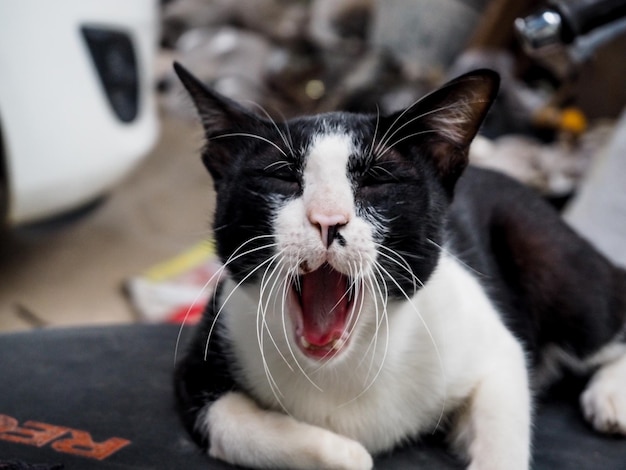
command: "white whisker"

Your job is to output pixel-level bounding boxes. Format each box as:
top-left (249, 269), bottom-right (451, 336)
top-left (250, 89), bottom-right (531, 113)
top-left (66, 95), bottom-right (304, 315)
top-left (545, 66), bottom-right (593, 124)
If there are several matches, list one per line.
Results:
top-left (376, 129), bottom-right (439, 159)
top-left (372, 99), bottom-right (423, 159)
top-left (255, 254), bottom-right (298, 414)
top-left (371, 254), bottom-right (448, 434)
top-left (175, 237), bottom-right (275, 364)
top-left (279, 266), bottom-right (324, 392)
top-left (365, 105), bottom-right (381, 163)
top-left (203, 245), bottom-right (281, 361)
top-left (339, 259), bottom-right (390, 407)
top-left (257, 253), bottom-right (293, 372)
top-left (373, 104), bottom-right (444, 156)
top-left (211, 132), bottom-right (288, 158)
top-left (375, 243), bottom-right (423, 292)
top-left (263, 160), bottom-right (292, 172)
top-left (173, 264), bottom-right (224, 365)
top-left (242, 100), bottom-right (296, 157)
top-left (373, 99), bottom-right (488, 159)
top-left (361, 263), bottom-right (389, 370)
top-left (427, 238), bottom-right (485, 278)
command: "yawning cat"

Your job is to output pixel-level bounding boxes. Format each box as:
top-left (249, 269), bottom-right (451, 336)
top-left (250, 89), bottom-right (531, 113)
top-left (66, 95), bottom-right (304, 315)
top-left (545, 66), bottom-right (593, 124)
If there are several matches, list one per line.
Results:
top-left (173, 62), bottom-right (626, 470)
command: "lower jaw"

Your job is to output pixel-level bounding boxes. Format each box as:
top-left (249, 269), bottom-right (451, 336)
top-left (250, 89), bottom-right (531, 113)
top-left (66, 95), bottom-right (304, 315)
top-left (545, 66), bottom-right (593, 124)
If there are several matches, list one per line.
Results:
top-left (296, 335), bottom-right (349, 361)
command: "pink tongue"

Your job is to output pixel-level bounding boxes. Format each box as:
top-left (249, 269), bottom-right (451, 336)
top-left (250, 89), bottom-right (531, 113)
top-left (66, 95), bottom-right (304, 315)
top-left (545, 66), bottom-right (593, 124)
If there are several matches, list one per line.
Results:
top-left (300, 264), bottom-right (349, 347)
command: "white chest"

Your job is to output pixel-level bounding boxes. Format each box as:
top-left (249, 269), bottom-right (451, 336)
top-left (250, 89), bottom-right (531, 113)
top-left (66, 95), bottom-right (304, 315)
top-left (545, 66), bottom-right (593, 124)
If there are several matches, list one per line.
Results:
top-left (222, 254), bottom-right (521, 453)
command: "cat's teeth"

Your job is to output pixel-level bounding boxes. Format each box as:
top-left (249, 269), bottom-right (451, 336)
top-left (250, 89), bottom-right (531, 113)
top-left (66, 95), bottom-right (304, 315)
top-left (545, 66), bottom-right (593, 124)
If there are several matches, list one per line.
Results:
top-left (300, 336), bottom-right (344, 351)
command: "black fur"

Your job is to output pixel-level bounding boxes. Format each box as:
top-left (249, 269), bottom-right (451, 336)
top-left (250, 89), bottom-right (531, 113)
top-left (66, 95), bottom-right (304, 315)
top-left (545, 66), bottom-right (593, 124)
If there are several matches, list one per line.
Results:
top-left (175, 285), bottom-right (238, 448)
top-left (449, 167), bottom-right (626, 365)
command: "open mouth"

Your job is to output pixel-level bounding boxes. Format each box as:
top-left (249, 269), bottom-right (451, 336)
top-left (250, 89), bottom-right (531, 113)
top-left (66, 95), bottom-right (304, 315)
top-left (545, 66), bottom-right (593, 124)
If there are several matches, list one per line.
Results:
top-left (291, 263), bottom-right (357, 360)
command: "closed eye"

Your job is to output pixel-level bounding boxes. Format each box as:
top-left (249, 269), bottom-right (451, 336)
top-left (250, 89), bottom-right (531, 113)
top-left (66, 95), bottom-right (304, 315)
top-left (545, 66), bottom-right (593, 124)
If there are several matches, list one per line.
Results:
top-left (361, 165), bottom-right (398, 187)
top-left (261, 161), bottom-right (300, 185)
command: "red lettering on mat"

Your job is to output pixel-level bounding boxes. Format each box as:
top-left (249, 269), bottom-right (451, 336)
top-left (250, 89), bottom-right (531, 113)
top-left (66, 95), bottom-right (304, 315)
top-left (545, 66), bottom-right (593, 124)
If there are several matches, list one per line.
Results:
top-left (0, 414), bottom-right (130, 460)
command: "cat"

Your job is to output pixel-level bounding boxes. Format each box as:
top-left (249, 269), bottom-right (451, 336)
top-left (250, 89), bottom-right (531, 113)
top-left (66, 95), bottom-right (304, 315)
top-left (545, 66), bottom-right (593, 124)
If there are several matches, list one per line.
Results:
top-left (172, 62), bottom-right (626, 470)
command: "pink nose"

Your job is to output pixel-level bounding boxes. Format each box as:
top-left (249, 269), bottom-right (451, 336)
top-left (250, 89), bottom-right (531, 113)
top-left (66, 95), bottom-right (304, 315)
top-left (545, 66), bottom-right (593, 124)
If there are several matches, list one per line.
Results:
top-left (308, 212), bottom-right (348, 248)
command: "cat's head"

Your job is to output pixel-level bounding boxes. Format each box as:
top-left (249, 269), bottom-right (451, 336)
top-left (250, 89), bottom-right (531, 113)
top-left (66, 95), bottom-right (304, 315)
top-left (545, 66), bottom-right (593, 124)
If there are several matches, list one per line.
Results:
top-left (176, 62), bottom-right (498, 362)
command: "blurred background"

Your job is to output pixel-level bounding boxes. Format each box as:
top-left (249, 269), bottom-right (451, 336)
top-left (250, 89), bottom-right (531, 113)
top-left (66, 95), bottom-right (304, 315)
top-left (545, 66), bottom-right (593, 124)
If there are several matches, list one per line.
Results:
top-left (0, 0), bottom-right (625, 332)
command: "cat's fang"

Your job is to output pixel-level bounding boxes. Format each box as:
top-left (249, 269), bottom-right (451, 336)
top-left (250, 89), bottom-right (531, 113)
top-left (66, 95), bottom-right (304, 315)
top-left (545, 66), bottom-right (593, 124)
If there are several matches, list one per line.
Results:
top-left (331, 337), bottom-right (345, 350)
top-left (300, 336), bottom-right (311, 349)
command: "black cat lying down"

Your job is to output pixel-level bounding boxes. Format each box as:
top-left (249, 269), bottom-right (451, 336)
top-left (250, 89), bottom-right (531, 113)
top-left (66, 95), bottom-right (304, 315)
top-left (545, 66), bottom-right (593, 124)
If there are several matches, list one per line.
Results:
top-left (173, 63), bottom-right (626, 470)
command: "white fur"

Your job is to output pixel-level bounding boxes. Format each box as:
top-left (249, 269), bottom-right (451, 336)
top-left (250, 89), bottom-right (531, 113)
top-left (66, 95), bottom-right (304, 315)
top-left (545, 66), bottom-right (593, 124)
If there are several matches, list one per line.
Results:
top-left (581, 345), bottom-right (626, 435)
top-left (202, 130), bottom-right (532, 469)
top-left (213, 257), bottom-right (531, 468)
top-left (203, 392), bottom-right (373, 470)
top-left (302, 132), bottom-right (355, 224)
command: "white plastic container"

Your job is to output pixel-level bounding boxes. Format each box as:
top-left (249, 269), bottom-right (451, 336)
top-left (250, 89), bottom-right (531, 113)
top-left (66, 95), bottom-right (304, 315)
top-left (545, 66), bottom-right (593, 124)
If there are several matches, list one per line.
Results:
top-left (0, 0), bottom-right (159, 225)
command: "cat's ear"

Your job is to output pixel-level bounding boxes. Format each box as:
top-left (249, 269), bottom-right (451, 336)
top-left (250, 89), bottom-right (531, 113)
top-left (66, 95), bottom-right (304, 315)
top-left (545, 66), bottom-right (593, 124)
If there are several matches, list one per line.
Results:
top-left (173, 62), bottom-right (262, 185)
top-left (384, 69), bottom-right (499, 192)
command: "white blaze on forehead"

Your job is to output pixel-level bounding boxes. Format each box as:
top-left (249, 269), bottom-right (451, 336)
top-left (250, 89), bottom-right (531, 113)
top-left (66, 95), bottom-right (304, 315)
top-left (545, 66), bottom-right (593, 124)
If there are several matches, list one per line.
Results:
top-left (302, 133), bottom-right (355, 219)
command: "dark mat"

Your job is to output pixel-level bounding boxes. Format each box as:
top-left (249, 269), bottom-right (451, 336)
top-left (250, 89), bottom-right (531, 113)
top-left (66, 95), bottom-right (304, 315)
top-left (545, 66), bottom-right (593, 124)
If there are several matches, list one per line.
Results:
top-left (0, 324), bottom-right (624, 469)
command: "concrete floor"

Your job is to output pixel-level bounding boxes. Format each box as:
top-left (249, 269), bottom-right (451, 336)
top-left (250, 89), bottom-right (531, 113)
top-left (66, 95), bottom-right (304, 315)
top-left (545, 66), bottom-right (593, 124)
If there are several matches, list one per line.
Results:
top-left (0, 112), bottom-right (215, 332)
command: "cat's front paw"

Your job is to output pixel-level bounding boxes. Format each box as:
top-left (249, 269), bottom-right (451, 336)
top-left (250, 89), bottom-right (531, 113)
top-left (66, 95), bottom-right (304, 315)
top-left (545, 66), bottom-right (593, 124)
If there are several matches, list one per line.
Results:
top-left (317, 431), bottom-right (373, 470)
top-left (581, 356), bottom-right (626, 435)
top-left (204, 392), bottom-right (372, 470)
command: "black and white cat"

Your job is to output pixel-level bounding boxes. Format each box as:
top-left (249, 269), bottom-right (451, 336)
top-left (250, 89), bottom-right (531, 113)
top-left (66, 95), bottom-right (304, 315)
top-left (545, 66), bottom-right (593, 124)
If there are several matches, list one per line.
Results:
top-left (173, 62), bottom-right (626, 470)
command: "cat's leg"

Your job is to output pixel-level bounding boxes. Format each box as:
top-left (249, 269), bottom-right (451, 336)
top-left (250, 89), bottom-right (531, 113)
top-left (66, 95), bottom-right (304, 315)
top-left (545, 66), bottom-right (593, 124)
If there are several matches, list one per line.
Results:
top-left (199, 391), bottom-right (373, 470)
top-left (581, 346), bottom-right (626, 435)
top-left (451, 342), bottom-right (531, 470)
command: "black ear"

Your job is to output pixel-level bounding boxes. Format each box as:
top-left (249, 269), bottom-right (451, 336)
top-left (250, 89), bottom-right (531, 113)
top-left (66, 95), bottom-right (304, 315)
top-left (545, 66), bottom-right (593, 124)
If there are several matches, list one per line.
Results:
top-left (173, 62), bottom-right (262, 185)
top-left (382, 69), bottom-right (499, 192)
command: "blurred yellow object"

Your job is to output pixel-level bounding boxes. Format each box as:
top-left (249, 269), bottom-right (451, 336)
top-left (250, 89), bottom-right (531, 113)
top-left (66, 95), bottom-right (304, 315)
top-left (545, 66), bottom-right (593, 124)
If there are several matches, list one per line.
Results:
top-left (143, 240), bottom-right (215, 282)
top-left (560, 107), bottom-right (587, 135)
top-left (533, 105), bottom-right (588, 136)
